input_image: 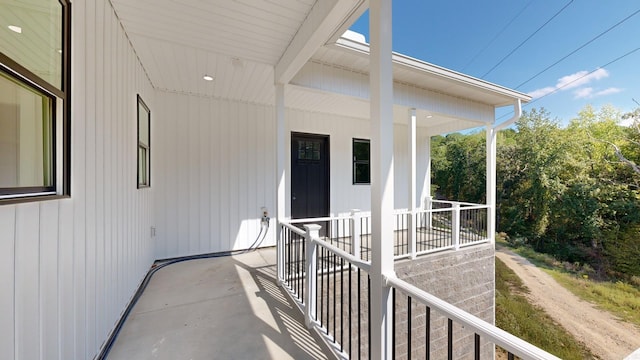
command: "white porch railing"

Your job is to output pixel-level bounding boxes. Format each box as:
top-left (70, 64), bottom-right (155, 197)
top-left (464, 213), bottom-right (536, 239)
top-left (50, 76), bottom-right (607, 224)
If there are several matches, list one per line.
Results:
top-left (287, 200), bottom-right (491, 261)
top-left (277, 204), bottom-right (561, 359)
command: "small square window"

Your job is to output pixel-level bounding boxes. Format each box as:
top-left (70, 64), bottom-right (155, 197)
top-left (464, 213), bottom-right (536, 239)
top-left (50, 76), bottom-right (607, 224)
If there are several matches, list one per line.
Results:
top-left (353, 139), bottom-right (370, 184)
top-left (298, 140), bottom-right (322, 161)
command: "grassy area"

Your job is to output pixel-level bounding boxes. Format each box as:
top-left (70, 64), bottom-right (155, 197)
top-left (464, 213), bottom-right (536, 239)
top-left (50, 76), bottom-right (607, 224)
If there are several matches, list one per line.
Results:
top-left (495, 258), bottom-right (594, 359)
top-left (549, 271), bottom-right (640, 327)
top-left (496, 237), bottom-right (640, 328)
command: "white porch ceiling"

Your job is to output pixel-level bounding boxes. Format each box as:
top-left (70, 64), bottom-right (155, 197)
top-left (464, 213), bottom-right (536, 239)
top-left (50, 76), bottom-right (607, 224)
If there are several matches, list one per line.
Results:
top-left (111, 0), bottom-right (316, 66)
top-left (109, 0), bottom-right (364, 103)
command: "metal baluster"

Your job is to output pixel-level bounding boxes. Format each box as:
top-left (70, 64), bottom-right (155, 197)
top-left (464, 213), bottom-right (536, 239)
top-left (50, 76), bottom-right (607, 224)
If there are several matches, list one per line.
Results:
top-left (349, 259), bottom-right (352, 357)
top-left (326, 249), bottom-right (330, 335)
top-left (392, 288), bottom-right (396, 360)
top-left (474, 333), bottom-right (480, 360)
top-left (358, 267), bottom-right (361, 360)
top-left (408, 295), bottom-right (412, 359)
top-left (340, 256), bottom-right (344, 351)
top-left (367, 275), bottom-right (371, 360)
top-left (320, 246), bottom-right (324, 329)
top-left (333, 253), bottom-right (337, 342)
top-left (425, 306), bottom-right (430, 360)
top-left (447, 318), bottom-right (453, 360)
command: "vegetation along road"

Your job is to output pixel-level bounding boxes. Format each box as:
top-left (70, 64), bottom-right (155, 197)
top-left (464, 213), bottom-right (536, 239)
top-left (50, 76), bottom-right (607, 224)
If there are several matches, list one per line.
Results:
top-left (496, 248), bottom-right (640, 359)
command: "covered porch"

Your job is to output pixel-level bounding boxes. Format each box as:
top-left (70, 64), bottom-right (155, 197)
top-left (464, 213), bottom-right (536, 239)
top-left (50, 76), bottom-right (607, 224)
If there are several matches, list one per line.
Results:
top-left (0, 0), bottom-right (560, 359)
top-left (109, 0), bottom-right (546, 359)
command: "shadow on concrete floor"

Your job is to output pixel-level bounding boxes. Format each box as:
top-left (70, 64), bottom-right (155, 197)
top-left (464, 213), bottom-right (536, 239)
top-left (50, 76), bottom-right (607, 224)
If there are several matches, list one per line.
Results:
top-left (107, 248), bottom-right (332, 360)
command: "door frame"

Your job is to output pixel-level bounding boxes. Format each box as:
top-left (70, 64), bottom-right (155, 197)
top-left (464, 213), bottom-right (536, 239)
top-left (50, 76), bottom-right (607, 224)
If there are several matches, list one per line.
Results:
top-left (290, 132), bottom-right (330, 220)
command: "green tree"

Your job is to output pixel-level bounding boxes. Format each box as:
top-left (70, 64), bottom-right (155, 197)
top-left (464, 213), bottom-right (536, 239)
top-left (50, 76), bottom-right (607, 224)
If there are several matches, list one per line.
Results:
top-left (499, 108), bottom-right (567, 249)
top-left (431, 131), bottom-right (486, 203)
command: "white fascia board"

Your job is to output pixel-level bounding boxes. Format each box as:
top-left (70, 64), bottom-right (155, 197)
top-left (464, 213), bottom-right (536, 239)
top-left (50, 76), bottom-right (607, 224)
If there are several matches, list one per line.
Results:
top-left (332, 38), bottom-right (532, 107)
top-left (326, 1), bottom-right (369, 44)
top-left (275, 0), bottom-right (364, 85)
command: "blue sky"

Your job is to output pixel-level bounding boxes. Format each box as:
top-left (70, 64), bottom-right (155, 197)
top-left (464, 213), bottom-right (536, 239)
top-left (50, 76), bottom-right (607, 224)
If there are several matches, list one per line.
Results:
top-left (350, 0), bottom-right (640, 125)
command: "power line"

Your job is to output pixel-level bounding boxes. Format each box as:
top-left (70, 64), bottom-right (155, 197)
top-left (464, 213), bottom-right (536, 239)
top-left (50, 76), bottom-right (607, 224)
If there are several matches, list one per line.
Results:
top-left (495, 46), bottom-right (640, 122)
top-left (481, 0), bottom-right (574, 78)
top-left (529, 47), bottom-right (639, 104)
top-left (461, 0), bottom-right (534, 72)
top-left (515, 8), bottom-right (640, 90)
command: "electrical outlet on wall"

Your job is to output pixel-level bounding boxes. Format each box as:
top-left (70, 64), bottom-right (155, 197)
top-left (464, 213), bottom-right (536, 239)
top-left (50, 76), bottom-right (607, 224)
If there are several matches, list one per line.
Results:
top-left (260, 207), bottom-right (270, 225)
top-left (150, 226), bottom-right (156, 237)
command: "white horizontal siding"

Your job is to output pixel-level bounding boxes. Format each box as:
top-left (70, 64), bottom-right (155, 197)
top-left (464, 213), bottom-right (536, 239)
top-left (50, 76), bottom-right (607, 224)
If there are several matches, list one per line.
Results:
top-left (0, 0), bottom-right (155, 358)
top-left (154, 92), bottom-right (277, 259)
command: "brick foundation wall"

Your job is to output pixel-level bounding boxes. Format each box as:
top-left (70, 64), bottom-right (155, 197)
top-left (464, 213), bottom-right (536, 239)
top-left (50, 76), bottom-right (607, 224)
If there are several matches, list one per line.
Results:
top-left (393, 243), bottom-right (496, 359)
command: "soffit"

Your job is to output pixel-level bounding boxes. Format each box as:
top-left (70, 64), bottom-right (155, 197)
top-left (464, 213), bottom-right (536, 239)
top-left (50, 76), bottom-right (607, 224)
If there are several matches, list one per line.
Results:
top-left (111, 0), bottom-right (316, 66)
top-left (109, 0), bottom-right (370, 104)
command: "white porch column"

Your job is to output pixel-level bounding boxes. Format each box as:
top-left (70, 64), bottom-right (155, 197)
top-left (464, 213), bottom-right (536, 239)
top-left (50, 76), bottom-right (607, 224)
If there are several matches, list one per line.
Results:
top-left (276, 83), bottom-right (286, 283)
top-left (421, 133), bottom-right (432, 229)
top-left (424, 133), bottom-right (432, 202)
top-left (408, 109), bottom-right (417, 259)
top-left (369, 0), bottom-right (394, 359)
top-left (486, 125), bottom-right (497, 243)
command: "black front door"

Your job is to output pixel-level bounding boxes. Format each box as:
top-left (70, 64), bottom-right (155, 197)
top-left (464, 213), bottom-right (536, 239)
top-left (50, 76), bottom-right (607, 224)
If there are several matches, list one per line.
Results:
top-left (291, 133), bottom-right (329, 221)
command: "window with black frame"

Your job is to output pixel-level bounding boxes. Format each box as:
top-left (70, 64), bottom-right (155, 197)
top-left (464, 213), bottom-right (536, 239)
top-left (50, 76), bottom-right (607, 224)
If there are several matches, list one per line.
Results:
top-left (352, 138), bottom-right (370, 184)
top-left (137, 95), bottom-right (150, 188)
top-left (0, 0), bottom-right (70, 203)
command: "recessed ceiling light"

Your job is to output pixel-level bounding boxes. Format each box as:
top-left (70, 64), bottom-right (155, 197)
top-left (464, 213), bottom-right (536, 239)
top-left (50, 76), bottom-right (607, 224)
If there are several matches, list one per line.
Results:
top-left (203, 75), bottom-right (214, 81)
top-left (8, 25), bottom-right (22, 34)
top-left (57, 49), bottom-right (62, 54)
top-left (426, 114), bottom-right (433, 119)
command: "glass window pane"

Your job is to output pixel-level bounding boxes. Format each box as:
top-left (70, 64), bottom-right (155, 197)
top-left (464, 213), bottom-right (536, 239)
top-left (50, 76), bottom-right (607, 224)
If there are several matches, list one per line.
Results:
top-left (137, 96), bottom-right (150, 188)
top-left (138, 146), bottom-right (147, 185)
top-left (353, 139), bottom-right (370, 184)
top-left (138, 104), bottom-right (149, 146)
top-left (355, 163), bottom-right (370, 184)
top-left (0, 0), bottom-right (63, 89)
top-left (353, 140), bottom-right (370, 161)
top-left (0, 70), bottom-right (52, 188)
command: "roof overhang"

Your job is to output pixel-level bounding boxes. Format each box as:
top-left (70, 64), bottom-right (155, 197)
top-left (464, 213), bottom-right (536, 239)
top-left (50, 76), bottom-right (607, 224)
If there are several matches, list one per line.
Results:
top-left (284, 33), bottom-right (531, 134)
top-left (323, 35), bottom-right (531, 108)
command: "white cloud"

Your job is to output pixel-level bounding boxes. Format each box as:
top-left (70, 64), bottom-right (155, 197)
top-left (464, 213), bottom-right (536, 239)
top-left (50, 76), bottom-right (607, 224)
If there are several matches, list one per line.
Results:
top-left (573, 86), bottom-right (622, 99)
top-left (528, 86), bottom-right (556, 99)
top-left (594, 87), bottom-right (622, 97)
top-left (558, 68), bottom-right (608, 90)
top-left (528, 68), bottom-right (610, 99)
top-left (573, 87), bottom-right (593, 99)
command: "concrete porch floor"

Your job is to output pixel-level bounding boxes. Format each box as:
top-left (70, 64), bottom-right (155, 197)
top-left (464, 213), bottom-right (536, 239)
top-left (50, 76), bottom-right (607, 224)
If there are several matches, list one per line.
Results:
top-left (107, 248), bottom-right (332, 360)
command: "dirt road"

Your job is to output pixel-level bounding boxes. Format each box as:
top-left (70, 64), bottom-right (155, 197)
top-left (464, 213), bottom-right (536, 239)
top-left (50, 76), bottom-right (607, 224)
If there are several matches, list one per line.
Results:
top-left (496, 248), bottom-right (640, 360)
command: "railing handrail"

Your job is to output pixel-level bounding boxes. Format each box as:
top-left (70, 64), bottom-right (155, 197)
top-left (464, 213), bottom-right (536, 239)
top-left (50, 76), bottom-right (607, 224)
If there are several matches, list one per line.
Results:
top-left (312, 237), bottom-right (371, 273)
top-left (458, 204), bottom-right (491, 211)
top-left (284, 204), bottom-right (489, 223)
top-left (431, 199), bottom-right (486, 207)
top-left (415, 207), bottom-right (459, 215)
top-left (384, 275), bottom-right (561, 360)
top-left (288, 215), bottom-right (351, 224)
top-left (280, 221), bottom-right (307, 236)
